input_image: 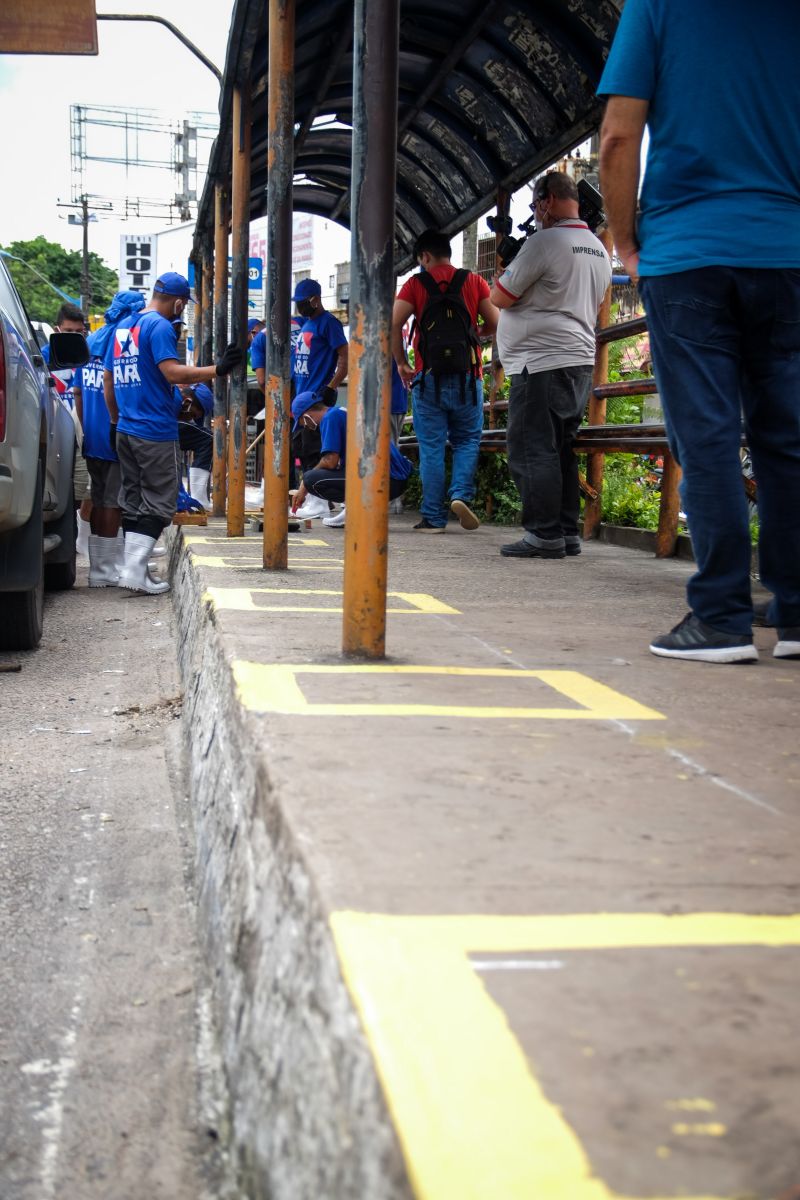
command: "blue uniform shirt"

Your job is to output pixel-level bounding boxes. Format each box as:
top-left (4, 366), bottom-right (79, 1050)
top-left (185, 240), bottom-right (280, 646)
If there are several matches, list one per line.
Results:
top-left (598, 0), bottom-right (800, 276)
top-left (78, 350), bottom-right (115, 461)
top-left (250, 329), bottom-right (266, 372)
top-left (293, 310), bottom-right (347, 395)
top-left (319, 406), bottom-right (412, 481)
top-left (104, 310), bottom-right (181, 442)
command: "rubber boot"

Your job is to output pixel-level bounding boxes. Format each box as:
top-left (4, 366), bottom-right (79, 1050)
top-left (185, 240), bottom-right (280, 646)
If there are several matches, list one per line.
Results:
top-left (88, 534), bottom-right (120, 588)
top-left (76, 515), bottom-right (91, 558)
top-left (117, 532), bottom-right (170, 594)
top-left (189, 467), bottom-right (210, 508)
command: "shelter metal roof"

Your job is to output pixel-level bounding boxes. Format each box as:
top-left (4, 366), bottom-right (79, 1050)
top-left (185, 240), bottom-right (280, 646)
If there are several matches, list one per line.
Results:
top-left (197, 0), bottom-right (621, 270)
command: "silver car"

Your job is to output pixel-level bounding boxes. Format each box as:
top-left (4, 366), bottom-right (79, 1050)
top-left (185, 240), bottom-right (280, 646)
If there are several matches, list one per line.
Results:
top-left (0, 257), bottom-right (86, 650)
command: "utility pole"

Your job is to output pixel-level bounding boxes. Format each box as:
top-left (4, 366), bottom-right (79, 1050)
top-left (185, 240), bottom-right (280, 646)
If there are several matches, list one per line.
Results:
top-left (59, 193), bottom-right (95, 316)
top-left (80, 195), bottom-right (90, 316)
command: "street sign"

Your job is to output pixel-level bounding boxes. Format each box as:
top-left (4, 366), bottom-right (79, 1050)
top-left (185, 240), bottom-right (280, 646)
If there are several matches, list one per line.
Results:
top-left (1, 0), bottom-right (98, 54)
top-left (187, 259), bottom-right (263, 291)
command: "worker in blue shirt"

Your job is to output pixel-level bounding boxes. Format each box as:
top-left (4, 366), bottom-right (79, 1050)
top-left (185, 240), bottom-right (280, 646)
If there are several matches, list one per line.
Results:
top-left (289, 390), bottom-right (413, 530)
top-left (103, 272), bottom-right (242, 593)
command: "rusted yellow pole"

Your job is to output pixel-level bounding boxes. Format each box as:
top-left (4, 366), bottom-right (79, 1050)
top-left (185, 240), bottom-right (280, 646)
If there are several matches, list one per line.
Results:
top-left (262, 0), bottom-right (295, 570)
top-left (227, 85), bottom-right (251, 538)
top-left (341, 0), bottom-right (400, 658)
top-left (212, 182), bottom-right (229, 517)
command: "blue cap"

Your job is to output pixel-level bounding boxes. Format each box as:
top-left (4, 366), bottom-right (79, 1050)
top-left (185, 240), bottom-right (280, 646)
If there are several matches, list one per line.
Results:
top-left (191, 383), bottom-right (214, 415)
top-left (247, 317), bottom-right (265, 333)
top-left (291, 390), bottom-right (323, 431)
top-left (292, 278), bottom-right (321, 303)
top-left (153, 272), bottom-right (193, 300)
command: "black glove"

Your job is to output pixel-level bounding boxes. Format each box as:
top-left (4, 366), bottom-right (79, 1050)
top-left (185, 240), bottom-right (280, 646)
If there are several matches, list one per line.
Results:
top-left (109, 423), bottom-right (117, 455)
top-left (215, 342), bottom-right (244, 376)
top-left (321, 385), bottom-right (337, 407)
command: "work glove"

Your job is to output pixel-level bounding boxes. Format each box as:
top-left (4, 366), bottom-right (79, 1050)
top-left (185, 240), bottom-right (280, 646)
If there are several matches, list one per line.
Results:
top-left (215, 342), bottom-right (244, 376)
top-left (109, 423), bottom-right (117, 455)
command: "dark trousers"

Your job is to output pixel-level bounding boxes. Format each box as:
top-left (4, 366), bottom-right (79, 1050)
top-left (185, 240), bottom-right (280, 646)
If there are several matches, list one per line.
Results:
top-left (304, 465), bottom-right (407, 504)
top-left (178, 422), bottom-right (212, 471)
top-left (506, 365), bottom-right (593, 546)
top-left (641, 267), bottom-right (800, 634)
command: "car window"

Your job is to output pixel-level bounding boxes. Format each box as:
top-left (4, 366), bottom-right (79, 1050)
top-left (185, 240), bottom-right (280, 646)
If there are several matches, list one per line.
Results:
top-left (0, 260), bottom-right (39, 353)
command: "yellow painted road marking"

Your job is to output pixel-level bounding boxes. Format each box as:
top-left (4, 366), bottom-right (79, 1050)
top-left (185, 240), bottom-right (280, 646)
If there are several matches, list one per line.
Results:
top-left (330, 912), bottom-right (800, 1200)
top-left (231, 662), bottom-right (665, 720)
top-left (206, 588), bottom-right (461, 616)
top-left (192, 554), bottom-right (344, 568)
top-left (183, 534), bottom-right (330, 547)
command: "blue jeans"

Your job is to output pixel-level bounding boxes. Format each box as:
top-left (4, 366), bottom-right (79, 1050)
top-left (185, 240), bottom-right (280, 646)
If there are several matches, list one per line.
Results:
top-left (411, 373), bottom-right (483, 526)
top-left (640, 267), bottom-right (800, 634)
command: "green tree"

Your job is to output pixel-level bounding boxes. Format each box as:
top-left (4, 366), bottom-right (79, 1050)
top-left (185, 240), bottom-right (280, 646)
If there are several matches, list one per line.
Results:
top-left (0, 235), bottom-right (118, 323)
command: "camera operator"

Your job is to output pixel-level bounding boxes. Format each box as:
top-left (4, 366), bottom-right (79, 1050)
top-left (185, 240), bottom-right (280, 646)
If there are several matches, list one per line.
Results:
top-left (490, 172), bottom-right (611, 560)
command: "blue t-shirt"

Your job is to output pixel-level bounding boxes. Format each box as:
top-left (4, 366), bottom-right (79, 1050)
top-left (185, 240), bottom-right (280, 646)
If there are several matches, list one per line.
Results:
top-left (78, 354), bottom-right (115, 461)
top-left (597, 0), bottom-right (800, 275)
top-left (293, 310), bottom-right (347, 395)
top-left (42, 344), bottom-right (76, 410)
top-left (104, 310), bottom-right (181, 442)
top-left (250, 329), bottom-right (266, 372)
top-left (319, 406), bottom-right (412, 481)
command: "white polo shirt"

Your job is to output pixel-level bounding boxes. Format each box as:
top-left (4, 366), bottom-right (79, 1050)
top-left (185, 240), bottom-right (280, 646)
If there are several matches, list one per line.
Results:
top-left (495, 220), bottom-right (611, 374)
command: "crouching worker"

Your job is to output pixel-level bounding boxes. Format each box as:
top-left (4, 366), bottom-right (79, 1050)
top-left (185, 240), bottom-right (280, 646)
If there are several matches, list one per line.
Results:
top-left (103, 272), bottom-right (242, 594)
top-left (289, 391), bottom-right (413, 528)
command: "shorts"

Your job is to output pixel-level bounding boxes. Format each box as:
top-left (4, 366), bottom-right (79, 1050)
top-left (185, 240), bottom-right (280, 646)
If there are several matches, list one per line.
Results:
top-left (116, 433), bottom-right (178, 524)
top-left (73, 450), bottom-right (91, 504)
top-left (85, 456), bottom-right (122, 508)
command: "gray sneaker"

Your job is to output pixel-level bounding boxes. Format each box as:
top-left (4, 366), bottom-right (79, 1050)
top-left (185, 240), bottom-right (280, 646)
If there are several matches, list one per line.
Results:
top-left (650, 613), bottom-right (757, 663)
top-left (774, 627), bottom-right (800, 659)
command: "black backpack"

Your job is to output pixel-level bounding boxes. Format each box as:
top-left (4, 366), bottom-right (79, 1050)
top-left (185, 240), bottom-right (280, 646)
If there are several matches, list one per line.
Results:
top-left (415, 269), bottom-right (481, 403)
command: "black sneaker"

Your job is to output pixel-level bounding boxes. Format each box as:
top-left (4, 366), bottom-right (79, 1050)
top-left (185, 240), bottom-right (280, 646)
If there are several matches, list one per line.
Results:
top-left (650, 613), bottom-right (757, 663)
top-left (774, 627), bottom-right (800, 659)
top-left (500, 539), bottom-right (565, 559)
top-left (413, 518), bottom-right (446, 533)
top-left (752, 599), bottom-right (774, 627)
top-left (564, 539), bottom-right (581, 557)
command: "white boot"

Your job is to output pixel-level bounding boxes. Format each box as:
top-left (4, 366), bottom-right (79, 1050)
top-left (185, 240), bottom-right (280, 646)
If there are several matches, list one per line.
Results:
top-left (322, 506), bottom-right (346, 528)
top-left (117, 532), bottom-right (170, 594)
top-left (88, 534), bottom-right (120, 587)
top-left (76, 515), bottom-right (91, 558)
top-left (189, 467), bottom-right (210, 508)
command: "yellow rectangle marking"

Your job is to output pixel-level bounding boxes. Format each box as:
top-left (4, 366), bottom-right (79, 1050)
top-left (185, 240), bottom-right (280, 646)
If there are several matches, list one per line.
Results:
top-left (183, 534), bottom-right (330, 547)
top-left (192, 554), bottom-right (344, 568)
top-left (205, 588), bottom-right (461, 616)
top-left (231, 663), bottom-right (665, 720)
top-left (331, 911), bottom-right (800, 1200)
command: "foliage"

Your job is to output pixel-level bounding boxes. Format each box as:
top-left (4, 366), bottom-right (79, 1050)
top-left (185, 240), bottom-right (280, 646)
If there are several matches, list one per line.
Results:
top-left (598, 455), bottom-right (662, 530)
top-left (0, 235), bottom-right (119, 323)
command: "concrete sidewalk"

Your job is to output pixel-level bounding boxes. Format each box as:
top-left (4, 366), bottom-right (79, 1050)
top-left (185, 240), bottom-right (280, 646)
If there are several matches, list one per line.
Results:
top-left (170, 513), bottom-right (800, 1200)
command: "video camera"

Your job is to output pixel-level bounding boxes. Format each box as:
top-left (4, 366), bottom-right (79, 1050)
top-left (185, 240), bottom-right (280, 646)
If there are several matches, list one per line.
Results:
top-left (488, 178), bottom-right (606, 268)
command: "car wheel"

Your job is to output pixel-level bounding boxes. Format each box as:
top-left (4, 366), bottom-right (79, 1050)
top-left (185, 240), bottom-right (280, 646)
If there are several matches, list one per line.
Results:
top-left (45, 502), bottom-right (77, 591)
top-left (0, 464), bottom-right (45, 651)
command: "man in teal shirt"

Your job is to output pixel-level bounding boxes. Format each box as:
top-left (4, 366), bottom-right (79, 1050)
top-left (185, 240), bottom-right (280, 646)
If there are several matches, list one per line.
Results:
top-left (599, 0), bottom-right (800, 663)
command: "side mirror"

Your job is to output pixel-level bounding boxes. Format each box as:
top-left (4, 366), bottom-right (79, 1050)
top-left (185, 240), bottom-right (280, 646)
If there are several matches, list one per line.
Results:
top-left (49, 331), bottom-right (90, 369)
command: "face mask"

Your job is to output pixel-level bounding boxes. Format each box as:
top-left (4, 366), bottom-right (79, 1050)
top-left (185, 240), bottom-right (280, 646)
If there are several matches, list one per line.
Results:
top-left (302, 414), bottom-right (318, 430)
top-left (173, 301), bottom-right (184, 319)
top-left (297, 300), bottom-right (316, 319)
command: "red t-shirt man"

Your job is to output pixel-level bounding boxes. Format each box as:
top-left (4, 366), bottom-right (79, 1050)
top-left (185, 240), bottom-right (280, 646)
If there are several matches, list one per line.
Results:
top-left (395, 264), bottom-right (492, 378)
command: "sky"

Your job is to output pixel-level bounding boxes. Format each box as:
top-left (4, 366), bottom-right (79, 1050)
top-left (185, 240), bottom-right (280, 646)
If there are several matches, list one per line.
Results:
top-left (0, 0), bottom-right (234, 268)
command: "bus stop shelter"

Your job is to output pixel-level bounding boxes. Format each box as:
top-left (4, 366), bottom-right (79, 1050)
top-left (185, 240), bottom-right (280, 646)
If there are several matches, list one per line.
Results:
top-left (190, 0), bottom-right (621, 657)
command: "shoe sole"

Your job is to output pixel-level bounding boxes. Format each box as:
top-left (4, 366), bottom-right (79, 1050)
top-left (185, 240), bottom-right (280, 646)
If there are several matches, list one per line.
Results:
top-left (450, 499), bottom-right (480, 530)
top-left (774, 641), bottom-right (800, 658)
top-left (649, 643), bottom-right (758, 663)
top-left (500, 548), bottom-right (566, 559)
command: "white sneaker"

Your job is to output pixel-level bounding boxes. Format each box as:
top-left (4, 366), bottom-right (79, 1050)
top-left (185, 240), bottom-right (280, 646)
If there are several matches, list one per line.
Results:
top-left (293, 495), bottom-right (330, 520)
top-left (323, 507), bottom-right (346, 528)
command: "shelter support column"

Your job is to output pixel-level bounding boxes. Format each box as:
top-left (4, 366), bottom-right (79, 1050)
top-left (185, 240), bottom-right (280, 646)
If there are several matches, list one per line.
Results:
top-left (193, 256), bottom-right (204, 366)
top-left (262, 0), bottom-right (295, 570)
top-left (227, 85), bottom-right (252, 538)
top-left (212, 183), bottom-right (229, 517)
top-left (201, 235), bottom-right (214, 368)
top-left (583, 227), bottom-right (613, 539)
top-left (341, 0), bottom-right (400, 658)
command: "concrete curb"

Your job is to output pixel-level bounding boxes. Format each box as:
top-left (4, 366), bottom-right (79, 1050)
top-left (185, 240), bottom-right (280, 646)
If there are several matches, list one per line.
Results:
top-left (167, 532), bottom-right (412, 1200)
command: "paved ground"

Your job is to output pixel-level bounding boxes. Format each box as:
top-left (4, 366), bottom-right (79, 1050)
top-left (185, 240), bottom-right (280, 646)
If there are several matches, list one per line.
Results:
top-left (184, 511), bottom-right (800, 1200)
top-left (0, 561), bottom-right (233, 1200)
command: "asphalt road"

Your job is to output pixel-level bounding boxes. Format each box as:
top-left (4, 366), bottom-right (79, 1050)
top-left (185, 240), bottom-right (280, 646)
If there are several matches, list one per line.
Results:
top-left (0, 560), bottom-right (234, 1200)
